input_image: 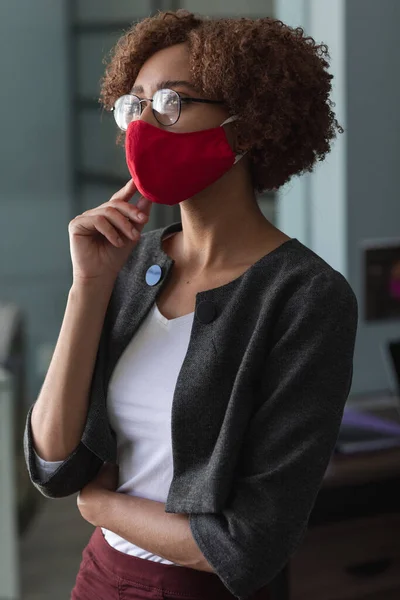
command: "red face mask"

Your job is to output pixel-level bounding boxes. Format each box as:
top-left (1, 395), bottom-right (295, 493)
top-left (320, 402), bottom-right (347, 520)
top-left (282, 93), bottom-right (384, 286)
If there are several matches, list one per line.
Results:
top-left (125, 116), bottom-right (244, 205)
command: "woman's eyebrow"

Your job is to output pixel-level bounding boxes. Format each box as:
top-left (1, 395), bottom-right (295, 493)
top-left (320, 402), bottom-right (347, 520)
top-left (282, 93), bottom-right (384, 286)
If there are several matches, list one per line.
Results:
top-left (157, 80), bottom-right (199, 93)
top-left (130, 80), bottom-right (199, 95)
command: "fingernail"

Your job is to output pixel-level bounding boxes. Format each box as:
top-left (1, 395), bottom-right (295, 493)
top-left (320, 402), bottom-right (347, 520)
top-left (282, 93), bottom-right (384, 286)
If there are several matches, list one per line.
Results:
top-left (137, 212), bottom-right (146, 221)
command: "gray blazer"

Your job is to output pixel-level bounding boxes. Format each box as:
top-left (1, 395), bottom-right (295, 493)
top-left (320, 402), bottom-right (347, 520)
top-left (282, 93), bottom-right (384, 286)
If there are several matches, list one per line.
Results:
top-left (23, 220), bottom-right (358, 600)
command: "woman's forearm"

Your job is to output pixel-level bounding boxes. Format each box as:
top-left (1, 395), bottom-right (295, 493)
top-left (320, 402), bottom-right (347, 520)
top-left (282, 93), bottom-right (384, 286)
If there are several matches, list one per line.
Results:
top-left (30, 280), bottom-right (114, 461)
top-left (92, 491), bottom-right (213, 572)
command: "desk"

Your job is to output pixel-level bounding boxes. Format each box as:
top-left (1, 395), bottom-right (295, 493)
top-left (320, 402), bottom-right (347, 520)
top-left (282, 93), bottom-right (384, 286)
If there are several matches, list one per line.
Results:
top-left (269, 397), bottom-right (400, 600)
top-left (285, 399), bottom-right (400, 600)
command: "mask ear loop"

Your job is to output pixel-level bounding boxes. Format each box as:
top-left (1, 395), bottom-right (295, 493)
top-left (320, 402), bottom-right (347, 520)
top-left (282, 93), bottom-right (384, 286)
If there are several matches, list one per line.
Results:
top-left (220, 115), bottom-right (247, 164)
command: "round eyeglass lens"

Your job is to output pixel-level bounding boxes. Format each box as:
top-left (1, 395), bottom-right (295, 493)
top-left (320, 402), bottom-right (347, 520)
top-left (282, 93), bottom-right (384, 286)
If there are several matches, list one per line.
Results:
top-left (153, 89), bottom-right (180, 125)
top-left (113, 95), bottom-right (141, 131)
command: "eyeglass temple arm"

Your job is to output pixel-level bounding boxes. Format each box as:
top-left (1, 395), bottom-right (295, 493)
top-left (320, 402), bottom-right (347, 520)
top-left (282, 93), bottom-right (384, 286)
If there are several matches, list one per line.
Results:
top-left (181, 98), bottom-right (224, 105)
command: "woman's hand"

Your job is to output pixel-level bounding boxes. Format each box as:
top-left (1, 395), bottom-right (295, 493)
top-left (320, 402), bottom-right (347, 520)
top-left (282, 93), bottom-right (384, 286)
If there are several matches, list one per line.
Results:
top-left (77, 462), bottom-right (119, 527)
top-left (69, 179), bottom-right (152, 286)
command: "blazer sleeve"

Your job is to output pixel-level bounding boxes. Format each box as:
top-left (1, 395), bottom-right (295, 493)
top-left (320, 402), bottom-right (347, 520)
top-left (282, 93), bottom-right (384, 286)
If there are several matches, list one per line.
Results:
top-left (23, 402), bottom-right (103, 499)
top-left (188, 270), bottom-right (358, 600)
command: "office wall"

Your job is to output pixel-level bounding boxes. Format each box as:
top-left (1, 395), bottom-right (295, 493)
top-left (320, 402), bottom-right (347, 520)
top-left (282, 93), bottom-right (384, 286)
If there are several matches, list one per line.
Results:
top-left (0, 0), bottom-right (72, 405)
top-left (346, 0), bottom-right (400, 393)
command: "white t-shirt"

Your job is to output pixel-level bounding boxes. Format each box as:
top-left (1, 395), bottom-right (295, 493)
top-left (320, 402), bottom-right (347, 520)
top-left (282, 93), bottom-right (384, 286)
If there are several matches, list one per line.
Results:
top-left (34, 300), bottom-right (195, 565)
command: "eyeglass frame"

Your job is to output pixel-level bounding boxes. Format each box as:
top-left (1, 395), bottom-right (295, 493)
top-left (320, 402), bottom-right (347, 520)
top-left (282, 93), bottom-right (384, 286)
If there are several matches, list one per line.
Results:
top-left (111, 88), bottom-right (225, 129)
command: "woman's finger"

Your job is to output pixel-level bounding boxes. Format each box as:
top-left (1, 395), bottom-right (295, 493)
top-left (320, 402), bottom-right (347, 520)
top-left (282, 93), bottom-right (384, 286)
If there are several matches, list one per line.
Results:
top-left (109, 179), bottom-right (138, 204)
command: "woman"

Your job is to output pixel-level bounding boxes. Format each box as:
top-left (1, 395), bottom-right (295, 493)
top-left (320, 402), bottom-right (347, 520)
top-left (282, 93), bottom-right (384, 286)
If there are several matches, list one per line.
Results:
top-left (24, 9), bottom-right (358, 600)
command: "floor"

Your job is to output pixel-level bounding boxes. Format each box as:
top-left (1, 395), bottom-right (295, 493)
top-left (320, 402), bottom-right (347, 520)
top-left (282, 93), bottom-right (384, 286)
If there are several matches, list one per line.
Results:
top-left (19, 494), bottom-right (94, 600)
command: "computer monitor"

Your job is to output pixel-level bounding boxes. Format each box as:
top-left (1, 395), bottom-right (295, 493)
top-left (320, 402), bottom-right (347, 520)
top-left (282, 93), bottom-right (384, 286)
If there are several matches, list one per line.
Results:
top-left (381, 338), bottom-right (400, 399)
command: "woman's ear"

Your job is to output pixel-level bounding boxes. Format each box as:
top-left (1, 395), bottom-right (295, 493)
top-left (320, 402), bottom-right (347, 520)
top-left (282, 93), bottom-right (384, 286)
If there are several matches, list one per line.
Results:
top-left (231, 126), bottom-right (249, 156)
top-left (223, 121), bottom-right (236, 150)
top-left (223, 117), bottom-right (250, 155)
top-left (227, 126), bottom-right (246, 156)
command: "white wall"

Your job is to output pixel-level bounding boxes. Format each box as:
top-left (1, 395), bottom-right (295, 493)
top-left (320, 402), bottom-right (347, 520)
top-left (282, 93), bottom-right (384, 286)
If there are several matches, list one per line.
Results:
top-left (275, 0), bottom-right (347, 276)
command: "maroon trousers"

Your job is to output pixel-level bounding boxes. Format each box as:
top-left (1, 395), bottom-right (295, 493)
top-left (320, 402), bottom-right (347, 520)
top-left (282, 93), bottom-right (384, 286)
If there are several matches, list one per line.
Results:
top-left (71, 526), bottom-right (272, 600)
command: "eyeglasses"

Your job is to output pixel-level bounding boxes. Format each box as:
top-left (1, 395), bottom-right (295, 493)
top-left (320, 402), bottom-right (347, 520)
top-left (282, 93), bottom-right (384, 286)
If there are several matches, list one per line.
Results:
top-left (111, 88), bottom-right (224, 130)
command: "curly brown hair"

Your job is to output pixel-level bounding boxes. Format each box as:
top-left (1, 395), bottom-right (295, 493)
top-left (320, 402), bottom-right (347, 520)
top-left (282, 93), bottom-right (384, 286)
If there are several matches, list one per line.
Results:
top-left (99, 9), bottom-right (344, 193)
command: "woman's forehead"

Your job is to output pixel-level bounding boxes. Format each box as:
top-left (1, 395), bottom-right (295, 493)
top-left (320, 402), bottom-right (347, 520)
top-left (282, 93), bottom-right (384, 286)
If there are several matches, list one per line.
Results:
top-left (133, 44), bottom-right (192, 94)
